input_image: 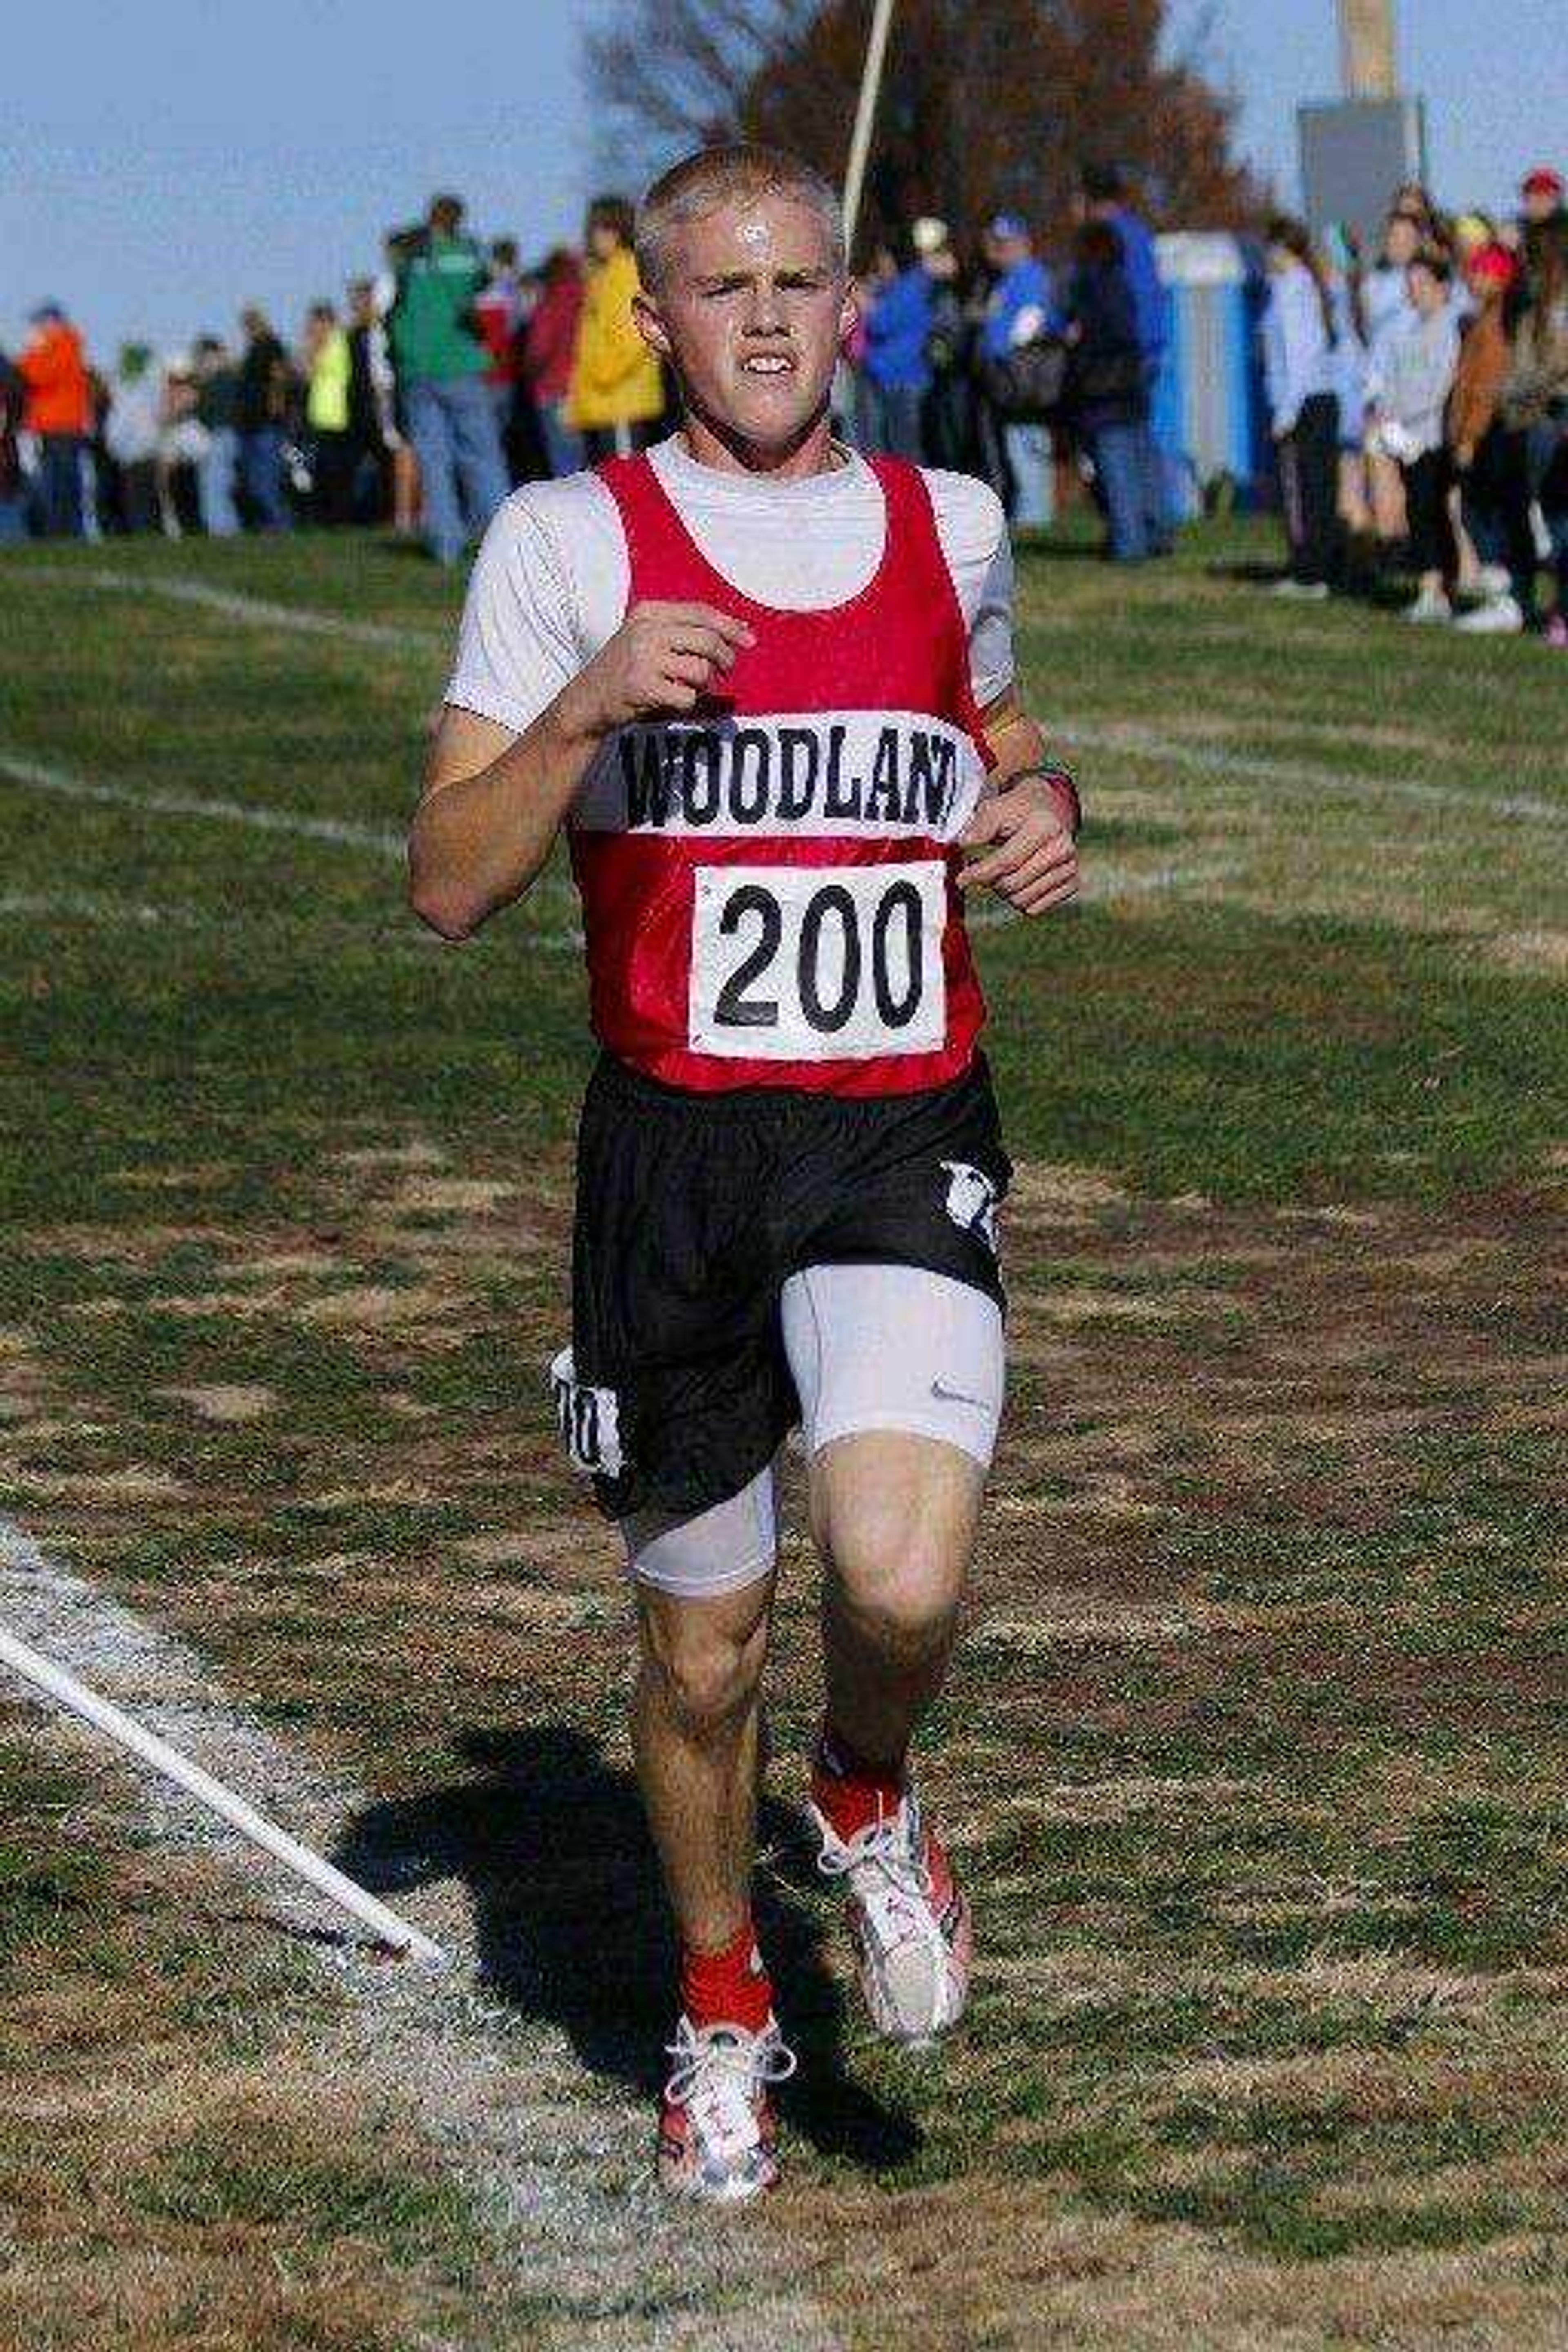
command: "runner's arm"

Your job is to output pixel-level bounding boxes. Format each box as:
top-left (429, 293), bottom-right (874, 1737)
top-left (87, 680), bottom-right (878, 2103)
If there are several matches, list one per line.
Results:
top-left (956, 684), bottom-right (1080, 920)
top-left (408, 700), bottom-right (597, 939)
top-left (975, 684), bottom-right (1080, 832)
top-left (408, 599), bottom-right (755, 940)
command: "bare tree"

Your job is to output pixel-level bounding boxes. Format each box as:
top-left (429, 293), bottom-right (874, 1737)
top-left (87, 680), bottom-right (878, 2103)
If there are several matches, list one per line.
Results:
top-left (584, 0), bottom-right (1266, 252)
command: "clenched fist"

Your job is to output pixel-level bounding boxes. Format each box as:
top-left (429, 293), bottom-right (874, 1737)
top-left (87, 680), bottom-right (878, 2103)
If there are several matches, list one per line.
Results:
top-left (558, 600), bottom-right (756, 741)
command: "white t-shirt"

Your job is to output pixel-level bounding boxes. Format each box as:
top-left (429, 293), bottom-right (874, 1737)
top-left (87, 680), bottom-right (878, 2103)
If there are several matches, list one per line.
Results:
top-left (445, 434), bottom-right (1016, 738)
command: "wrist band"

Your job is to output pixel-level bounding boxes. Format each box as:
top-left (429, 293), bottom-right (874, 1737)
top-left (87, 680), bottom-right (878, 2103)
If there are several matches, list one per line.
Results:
top-left (1011, 762), bottom-right (1082, 837)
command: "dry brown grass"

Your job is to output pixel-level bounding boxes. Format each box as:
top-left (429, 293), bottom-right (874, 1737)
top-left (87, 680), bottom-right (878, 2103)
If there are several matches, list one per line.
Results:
top-left (4, 1139), bottom-right (1567, 2349)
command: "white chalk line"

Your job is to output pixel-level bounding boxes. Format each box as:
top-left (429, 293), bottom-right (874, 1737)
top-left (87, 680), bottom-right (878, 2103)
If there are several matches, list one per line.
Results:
top-left (17, 566), bottom-right (1567, 833)
top-left (0, 745), bottom-right (405, 857)
top-left (24, 565), bottom-right (439, 655)
top-left (0, 879), bottom-right (584, 956)
top-left (0, 1515), bottom-right (838, 2348)
top-left (0, 889), bottom-right (175, 927)
top-left (0, 742), bottom-right (584, 951)
top-left (1049, 716), bottom-right (1568, 829)
top-left (4, 863), bottom-right (1210, 951)
top-left (0, 743), bottom-right (1219, 954)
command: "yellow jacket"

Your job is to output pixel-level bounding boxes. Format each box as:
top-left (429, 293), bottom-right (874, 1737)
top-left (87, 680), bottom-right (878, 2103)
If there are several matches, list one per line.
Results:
top-left (566, 246), bottom-right (664, 431)
top-left (307, 327), bottom-right (350, 433)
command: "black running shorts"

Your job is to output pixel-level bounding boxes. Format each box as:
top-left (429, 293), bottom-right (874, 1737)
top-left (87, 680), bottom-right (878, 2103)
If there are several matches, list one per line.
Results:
top-left (552, 1052), bottom-right (1012, 1521)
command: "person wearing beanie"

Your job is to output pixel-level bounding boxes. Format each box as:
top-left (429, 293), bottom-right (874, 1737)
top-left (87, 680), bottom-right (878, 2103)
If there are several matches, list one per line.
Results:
top-left (1450, 243), bottom-right (1531, 633)
top-left (1520, 167), bottom-right (1566, 236)
top-left (979, 213), bottom-right (1057, 526)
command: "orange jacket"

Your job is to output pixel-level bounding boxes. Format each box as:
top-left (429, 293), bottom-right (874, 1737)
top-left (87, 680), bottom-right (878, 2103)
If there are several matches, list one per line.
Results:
top-left (19, 321), bottom-right (91, 435)
top-left (1448, 298), bottom-right (1510, 455)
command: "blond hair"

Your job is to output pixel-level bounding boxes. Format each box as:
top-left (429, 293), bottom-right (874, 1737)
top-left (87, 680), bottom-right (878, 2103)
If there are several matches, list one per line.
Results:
top-left (636, 143), bottom-right (845, 291)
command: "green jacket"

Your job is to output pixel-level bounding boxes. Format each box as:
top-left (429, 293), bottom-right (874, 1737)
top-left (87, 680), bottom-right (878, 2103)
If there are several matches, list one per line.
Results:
top-left (388, 232), bottom-right (488, 385)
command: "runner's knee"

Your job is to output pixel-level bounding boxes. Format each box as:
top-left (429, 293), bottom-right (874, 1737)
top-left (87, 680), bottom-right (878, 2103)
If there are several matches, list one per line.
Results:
top-left (640, 1602), bottom-right (769, 1736)
top-left (823, 1493), bottom-right (967, 1657)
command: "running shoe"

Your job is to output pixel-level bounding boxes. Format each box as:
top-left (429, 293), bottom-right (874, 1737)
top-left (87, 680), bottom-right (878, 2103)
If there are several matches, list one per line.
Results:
top-left (1405, 586), bottom-right (1452, 624)
top-left (657, 2015), bottom-right (795, 2204)
top-left (1454, 594), bottom-right (1526, 635)
top-left (811, 1783), bottom-right (972, 2046)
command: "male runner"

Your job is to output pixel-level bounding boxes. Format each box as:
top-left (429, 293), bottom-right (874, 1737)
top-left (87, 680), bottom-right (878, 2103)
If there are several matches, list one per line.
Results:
top-left (409, 144), bottom-right (1080, 2205)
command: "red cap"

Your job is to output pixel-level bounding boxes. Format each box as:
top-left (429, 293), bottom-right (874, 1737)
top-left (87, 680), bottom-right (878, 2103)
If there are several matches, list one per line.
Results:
top-left (1468, 242), bottom-right (1518, 289)
top-left (1521, 166), bottom-right (1564, 199)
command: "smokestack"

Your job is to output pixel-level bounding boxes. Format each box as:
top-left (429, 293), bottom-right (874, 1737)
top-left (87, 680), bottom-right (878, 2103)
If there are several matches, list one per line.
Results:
top-left (1338, 0), bottom-right (1398, 98)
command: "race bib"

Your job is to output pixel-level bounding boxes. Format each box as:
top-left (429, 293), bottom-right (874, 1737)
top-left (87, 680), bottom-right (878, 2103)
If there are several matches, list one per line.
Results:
top-left (688, 862), bottom-right (947, 1061)
top-left (549, 1348), bottom-right (623, 1479)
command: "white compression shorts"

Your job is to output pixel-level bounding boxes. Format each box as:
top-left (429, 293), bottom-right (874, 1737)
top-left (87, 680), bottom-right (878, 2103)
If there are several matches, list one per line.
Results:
top-left (619, 1262), bottom-right (1004, 1600)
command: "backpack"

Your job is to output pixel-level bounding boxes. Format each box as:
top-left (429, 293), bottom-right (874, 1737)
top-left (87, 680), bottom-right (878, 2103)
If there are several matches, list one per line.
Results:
top-left (980, 332), bottom-right (1069, 422)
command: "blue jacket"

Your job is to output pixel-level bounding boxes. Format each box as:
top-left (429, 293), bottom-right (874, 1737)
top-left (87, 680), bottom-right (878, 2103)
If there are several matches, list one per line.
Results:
top-left (981, 256), bottom-right (1055, 361)
top-left (864, 266), bottom-right (934, 392)
top-left (1110, 205), bottom-right (1172, 365)
top-left (1262, 263), bottom-right (1336, 433)
top-left (1064, 260), bottom-right (1147, 431)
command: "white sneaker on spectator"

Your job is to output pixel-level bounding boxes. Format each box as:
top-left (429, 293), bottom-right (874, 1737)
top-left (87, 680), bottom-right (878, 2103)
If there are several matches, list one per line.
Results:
top-left (1406, 587), bottom-right (1452, 624)
top-left (1476, 564), bottom-right (1512, 600)
top-left (1269, 577), bottom-right (1330, 600)
top-left (1454, 595), bottom-right (1525, 635)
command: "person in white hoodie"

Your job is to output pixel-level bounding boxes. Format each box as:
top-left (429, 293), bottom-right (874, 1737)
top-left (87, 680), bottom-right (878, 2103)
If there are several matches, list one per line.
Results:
top-left (1367, 247), bottom-right (1462, 621)
top-left (1262, 215), bottom-right (1341, 595)
top-left (103, 343), bottom-right (164, 534)
top-left (1363, 208), bottom-right (1423, 545)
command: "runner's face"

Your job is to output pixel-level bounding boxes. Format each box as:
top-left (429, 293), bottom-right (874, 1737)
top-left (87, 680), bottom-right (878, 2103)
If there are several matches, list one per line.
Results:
top-left (637, 196), bottom-right (853, 455)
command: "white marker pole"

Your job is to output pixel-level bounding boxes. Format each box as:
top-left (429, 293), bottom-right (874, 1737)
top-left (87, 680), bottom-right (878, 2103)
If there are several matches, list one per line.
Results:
top-left (0, 1623), bottom-right (447, 1966)
top-left (842, 0), bottom-right (898, 257)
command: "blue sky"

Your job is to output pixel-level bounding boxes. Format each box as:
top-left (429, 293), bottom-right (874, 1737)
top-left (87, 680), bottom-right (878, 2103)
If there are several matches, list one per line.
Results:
top-left (3, 1), bottom-right (1562, 358)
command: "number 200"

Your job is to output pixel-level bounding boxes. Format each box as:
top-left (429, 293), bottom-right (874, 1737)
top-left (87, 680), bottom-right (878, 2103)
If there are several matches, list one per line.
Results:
top-left (713, 878), bottom-right (926, 1035)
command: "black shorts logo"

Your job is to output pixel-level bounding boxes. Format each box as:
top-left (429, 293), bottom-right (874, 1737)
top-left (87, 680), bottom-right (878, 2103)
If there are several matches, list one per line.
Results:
top-left (549, 1348), bottom-right (624, 1478)
top-left (940, 1160), bottom-right (1000, 1254)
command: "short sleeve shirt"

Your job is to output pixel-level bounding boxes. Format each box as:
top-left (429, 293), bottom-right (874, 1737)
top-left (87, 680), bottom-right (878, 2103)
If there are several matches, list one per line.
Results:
top-left (445, 434), bottom-right (1016, 739)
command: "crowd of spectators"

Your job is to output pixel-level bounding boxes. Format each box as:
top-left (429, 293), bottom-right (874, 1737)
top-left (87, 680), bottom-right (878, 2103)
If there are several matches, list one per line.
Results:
top-left (0, 189), bottom-right (670, 567)
top-left (1261, 165), bottom-right (1568, 637)
top-left (4, 156), bottom-right (1565, 638)
top-left (844, 164), bottom-right (1172, 554)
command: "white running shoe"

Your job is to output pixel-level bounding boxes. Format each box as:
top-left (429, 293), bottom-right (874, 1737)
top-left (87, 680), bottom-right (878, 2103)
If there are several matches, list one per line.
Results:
top-left (1476, 563), bottom-right (1512, 600)
top-left (812, 1785), bottom-right (972, 2047)
top-left (1268, 577), bottom-right (1331, 600)
top-left (1406, 586), bottom-right (1452, 624)
top-left (657, 2016), bottom-right (795, 2204)
top-left (1454, 594), bottom-right (1526, 635)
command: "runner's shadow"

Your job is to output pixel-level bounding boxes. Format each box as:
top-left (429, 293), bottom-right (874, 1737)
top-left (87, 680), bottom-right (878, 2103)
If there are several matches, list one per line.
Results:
top-left (334, 1723), bottom-right (921, 2167)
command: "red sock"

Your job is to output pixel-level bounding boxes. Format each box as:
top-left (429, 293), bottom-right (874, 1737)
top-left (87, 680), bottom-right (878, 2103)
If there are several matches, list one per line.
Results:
top-left (811, 1724), bottom-right (906, 1845)
top-left (680, 1917), bottom-right (774, 2036)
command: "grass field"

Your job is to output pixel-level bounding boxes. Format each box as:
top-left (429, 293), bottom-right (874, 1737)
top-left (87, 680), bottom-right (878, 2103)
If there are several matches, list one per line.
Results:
top-left (1, 514), bottom-right (1566, 2351)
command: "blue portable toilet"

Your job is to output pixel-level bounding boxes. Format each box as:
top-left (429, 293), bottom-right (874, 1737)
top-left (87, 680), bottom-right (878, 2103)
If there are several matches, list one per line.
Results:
top-left (1152, 233), bottom-right (1270, 512)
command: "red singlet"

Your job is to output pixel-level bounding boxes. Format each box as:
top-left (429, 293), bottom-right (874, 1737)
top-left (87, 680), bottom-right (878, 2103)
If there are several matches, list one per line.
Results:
top-left (569, 452), bottom-right (993, 1096)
